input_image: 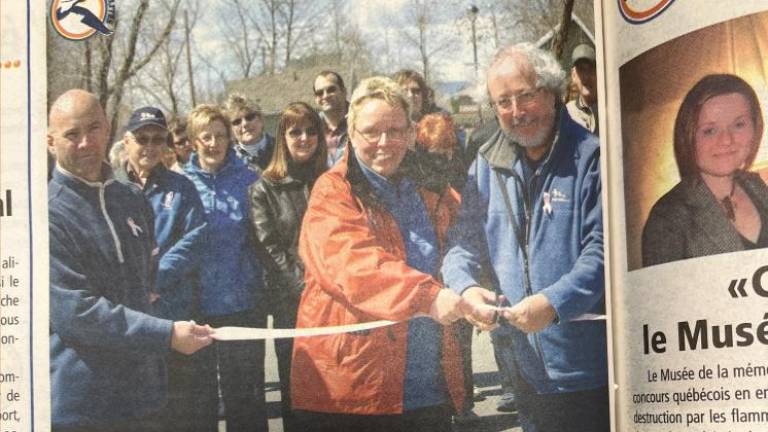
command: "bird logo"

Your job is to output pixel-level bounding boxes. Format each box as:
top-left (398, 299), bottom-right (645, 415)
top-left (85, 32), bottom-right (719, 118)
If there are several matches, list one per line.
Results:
top-left (50, 0), bottom-right (114, 41)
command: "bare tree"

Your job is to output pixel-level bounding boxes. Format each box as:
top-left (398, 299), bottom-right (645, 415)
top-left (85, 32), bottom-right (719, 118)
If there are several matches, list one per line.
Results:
top-left (217, 0), bottom-right (283, 76)
top-left (492, 0), bottom-right (563, 43)
top-left (131, 0), bottom-right (203, 116)
top-left (399, 0), bottom-right (459, 82)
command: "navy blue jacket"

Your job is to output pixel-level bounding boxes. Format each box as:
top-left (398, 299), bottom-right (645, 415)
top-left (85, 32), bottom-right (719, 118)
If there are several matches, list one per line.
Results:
top-left (184, 149), bottom-right (264, 316)
top-left (115, 163), bottom-right (207, 320)
top-left (442, 112), bottom-right (606, 394)
top-left (49, 165), bottom-right (173, 427)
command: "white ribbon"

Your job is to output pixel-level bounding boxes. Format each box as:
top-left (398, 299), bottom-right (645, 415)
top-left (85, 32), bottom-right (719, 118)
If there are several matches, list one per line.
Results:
top-left (212, 319), bottom-right (398, 341)
top-left (209, 312), bottom-right (606, 341)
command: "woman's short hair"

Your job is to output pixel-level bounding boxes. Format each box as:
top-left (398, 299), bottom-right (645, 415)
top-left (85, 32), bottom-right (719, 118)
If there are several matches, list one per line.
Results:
top-left (186, 104), bottom-right (232, 144)
top-left (674, 74), bottom-right (764, 179)
top-left (264, 102), bottom-right (328, 182)
top-left (224, 93), bottom-right (263, 120)
top-left (416, 113), bottom-right (458, 156)
top-left (348, 76), bottom-right (411, 131)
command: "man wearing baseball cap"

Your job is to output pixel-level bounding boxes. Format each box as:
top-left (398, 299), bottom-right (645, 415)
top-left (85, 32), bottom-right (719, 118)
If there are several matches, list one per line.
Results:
top-left (566, 44), bottom-right (599, 135)
top-left (116, 106), bottom-right (216, 432)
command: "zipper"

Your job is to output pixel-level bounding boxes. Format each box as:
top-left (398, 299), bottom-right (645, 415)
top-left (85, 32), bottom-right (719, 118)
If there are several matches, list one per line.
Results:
top-left (509, 168), bottom-right (549, 375)
top-left (99, 182), bottom-right (125, 264)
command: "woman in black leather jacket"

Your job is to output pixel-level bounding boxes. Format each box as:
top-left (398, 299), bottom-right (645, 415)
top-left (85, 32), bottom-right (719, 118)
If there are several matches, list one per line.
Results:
top-left (248, 102), bottom-right (327, 431)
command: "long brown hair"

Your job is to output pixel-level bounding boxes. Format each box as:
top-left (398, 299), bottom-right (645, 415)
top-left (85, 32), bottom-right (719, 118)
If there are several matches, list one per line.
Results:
top-left (674, 74), bottom-right (764, 179)
top-left (263, 102), bottom-right (327, 182)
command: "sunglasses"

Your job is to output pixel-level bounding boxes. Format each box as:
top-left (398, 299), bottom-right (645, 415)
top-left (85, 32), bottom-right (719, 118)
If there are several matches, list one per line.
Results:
top-left (173, 138), bottom-right (189, 147)
top-left (232, 113), bottom-right (258, 126)
top-left (287, 127), bottom-right (319, 138)
top-left (314, 85), bottom-right (338, 97)
top-left (131, 133), bottom-right (167, 146)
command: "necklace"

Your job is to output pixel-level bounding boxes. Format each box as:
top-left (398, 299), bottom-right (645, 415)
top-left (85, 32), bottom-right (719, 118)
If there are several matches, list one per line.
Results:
top-left (721, 182), bottom-right (737, 222)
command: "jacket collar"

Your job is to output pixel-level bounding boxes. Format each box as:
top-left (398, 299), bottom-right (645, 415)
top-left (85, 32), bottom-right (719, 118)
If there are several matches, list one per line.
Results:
top-left (187, 147), bottom-right (242, 176)
top-left (679, 172), bottom-right (762, 251)
top-left (52, 162), bottom-right (115, 189)
top-left (344, 143), bottom-right (447, 207)
top-left (479, 107), bottom-right (563, 173)
top-left (115, 161), bottom-right (169, 189)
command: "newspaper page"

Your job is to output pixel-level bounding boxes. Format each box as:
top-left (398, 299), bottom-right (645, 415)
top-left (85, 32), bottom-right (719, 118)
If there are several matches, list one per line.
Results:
top-left (0, 1), bottom-right (49, 432)
top-left (600, 1), bottom-right (768, 431)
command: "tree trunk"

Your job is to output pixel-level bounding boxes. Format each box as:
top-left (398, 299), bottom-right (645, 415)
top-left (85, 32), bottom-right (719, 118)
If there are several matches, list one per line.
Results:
top-left (551, 0), bottom-right (575, 61)
top-left (185, 9), bottom-right (196, 107)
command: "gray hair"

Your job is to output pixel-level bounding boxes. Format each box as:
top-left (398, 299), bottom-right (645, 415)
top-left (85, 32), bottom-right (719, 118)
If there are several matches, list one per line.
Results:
top-left (488, 43), bottom-right (567, 98)
top-left (224, 93), bottom-right (263, 119)
top-left (109, 140), bottom-right (125, 171)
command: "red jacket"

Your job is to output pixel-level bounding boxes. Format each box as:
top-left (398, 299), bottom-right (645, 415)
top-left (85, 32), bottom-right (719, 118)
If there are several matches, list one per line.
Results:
top-left (291, 150), bottom-right (465, 415)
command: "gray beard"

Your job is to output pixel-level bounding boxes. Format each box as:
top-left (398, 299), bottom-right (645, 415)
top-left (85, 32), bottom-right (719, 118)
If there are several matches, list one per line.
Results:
top-left (503, 122), bottom-right (552, 148)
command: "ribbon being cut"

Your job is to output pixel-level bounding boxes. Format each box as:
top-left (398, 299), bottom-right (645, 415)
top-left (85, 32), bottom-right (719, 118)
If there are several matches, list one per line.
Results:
top-left (211, 310), bottom-right (605, 341)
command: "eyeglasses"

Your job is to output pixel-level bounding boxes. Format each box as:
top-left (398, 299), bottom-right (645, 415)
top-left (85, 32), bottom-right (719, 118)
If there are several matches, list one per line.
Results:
top-left (131, 133), bottom-right (167, 146)
top-left (232, 113), bottom-right (258, 127)
top-left (287, 127), bottom-right (318, 139)
top-left (353, 126), bottom-right (411, 144)
top-left (314, 85), bottom-right (338, 97)
top-left (489, 88), bottom-right (542, 111)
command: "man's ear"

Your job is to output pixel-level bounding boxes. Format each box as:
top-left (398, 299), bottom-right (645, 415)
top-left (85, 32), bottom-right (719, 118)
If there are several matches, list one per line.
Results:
top-left (47, 134), bottom-right (56, 156)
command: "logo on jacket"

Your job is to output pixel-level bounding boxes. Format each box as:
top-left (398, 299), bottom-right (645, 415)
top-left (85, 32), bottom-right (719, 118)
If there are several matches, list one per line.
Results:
top-left (126, 217), bottom-right (143, 237)
top-left (50, 0), bottom-right (115, 41)
top-left (549, 188), bottom-right (569, 203)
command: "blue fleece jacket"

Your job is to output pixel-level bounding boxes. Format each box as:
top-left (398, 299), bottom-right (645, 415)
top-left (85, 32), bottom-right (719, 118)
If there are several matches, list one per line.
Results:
top-left (115, 163), bottom-right (207, 320)
top-left (183, 149), bottom-right (264, 316)
top-left (442, 112), bottom-right (607, 394)
top-left (49, 165), bottom-right (173, 427)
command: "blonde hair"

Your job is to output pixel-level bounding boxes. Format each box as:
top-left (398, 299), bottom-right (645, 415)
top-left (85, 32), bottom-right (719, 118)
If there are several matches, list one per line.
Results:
top-left (348, 76), bottom-right (412, 131)
top-left (186, 104), bottom-right (231, 144)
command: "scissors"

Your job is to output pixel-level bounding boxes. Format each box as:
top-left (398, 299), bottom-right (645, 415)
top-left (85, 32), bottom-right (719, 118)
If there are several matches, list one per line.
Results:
top-left (492, 293), bottom-right (504, 325)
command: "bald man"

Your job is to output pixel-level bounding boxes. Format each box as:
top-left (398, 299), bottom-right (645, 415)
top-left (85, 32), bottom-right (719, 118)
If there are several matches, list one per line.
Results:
top-left (47, 89), bottom-right (213, 432)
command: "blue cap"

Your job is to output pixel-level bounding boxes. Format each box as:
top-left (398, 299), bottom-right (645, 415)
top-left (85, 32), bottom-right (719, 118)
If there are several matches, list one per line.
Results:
top-left (126, 106), bottom-right (167, 132)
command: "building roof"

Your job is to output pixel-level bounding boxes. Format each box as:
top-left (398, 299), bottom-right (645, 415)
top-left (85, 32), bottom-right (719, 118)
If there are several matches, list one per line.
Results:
top-left (225, 55), bottom-right (370, 115)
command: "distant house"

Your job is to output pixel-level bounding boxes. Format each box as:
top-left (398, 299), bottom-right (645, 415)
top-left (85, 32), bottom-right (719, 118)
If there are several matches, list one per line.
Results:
top-left (224, 54), bottom-right (372, 134)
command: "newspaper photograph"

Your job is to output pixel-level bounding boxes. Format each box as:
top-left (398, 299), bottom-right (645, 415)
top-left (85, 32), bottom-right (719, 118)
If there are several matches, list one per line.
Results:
top-left (3, 0), bottom-right (614, 431)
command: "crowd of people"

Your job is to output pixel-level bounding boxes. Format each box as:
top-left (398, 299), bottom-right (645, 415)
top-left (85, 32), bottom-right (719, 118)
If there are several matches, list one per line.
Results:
top-left (48, 42), bottom-right (607, 432)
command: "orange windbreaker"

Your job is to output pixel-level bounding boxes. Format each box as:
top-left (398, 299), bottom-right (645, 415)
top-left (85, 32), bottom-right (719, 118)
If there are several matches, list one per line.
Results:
top-left (290, 151), bottom-right (465, 415)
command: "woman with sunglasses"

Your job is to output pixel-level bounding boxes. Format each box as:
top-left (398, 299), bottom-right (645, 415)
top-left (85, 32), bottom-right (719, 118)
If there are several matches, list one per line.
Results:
top-left (225, 93), bottom-right (275, 174)
top-left (248, 102), bottom-right (328, 432)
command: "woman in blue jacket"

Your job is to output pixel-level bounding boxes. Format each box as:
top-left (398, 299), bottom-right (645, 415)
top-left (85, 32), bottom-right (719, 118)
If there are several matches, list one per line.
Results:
top-left (184, 104), bottom-right (267, 432)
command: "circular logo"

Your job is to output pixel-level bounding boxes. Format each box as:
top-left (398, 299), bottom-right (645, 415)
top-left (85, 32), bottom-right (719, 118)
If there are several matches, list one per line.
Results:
top-left (50, 0), bottom-right (113, 41)
top-left (618, 0), bottom-right (676, 24)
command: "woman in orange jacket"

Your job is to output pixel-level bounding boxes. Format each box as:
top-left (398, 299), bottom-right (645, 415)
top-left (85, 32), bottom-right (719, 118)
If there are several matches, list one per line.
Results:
top-left (290, 77), bottom-right (494, 432)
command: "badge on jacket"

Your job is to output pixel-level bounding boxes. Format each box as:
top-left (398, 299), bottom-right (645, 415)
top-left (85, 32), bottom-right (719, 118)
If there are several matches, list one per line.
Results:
top-left (162, 191), bottom-right (174, 209)
top-left (543, 192), bottom-right (553, 215)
